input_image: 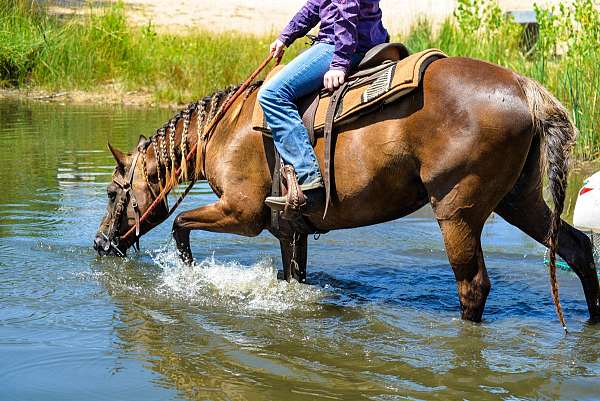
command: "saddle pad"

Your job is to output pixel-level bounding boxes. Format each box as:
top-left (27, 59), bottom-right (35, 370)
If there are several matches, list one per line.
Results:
top-left (252, 48), bottom-right (447, 135)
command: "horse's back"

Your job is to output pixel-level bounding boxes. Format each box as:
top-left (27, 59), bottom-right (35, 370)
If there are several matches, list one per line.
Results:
top-left (309, 57), bottom-right (535, 230)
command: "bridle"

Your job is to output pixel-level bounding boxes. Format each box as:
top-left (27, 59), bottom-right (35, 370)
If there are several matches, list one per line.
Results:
top-left (101, 148), bottom-right (143, 256)
top-left (100, 54), bottom-right (278, 255)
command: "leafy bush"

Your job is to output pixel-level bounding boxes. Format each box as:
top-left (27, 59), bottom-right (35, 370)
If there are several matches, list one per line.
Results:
top-left (0, 0), bottom-right (597, 158)
top-left (404, 0), bottom-right (599, 159)
top-left (0, 0), bottom-right (50, 85)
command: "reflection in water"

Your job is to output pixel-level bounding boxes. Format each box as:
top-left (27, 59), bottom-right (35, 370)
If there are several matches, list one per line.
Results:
top-left (95, 248), bottom-right (599, 401)
top-left (0, 99), bottom-right (598, 401)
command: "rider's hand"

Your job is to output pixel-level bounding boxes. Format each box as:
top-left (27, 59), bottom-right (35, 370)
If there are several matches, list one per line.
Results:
top-left (324, 69), bottom-right (345, 91)
top-left (269, 39), bottom-right (286, 59)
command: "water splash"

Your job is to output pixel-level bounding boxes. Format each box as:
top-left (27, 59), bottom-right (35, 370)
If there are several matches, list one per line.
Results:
top-left (152, 246), bottom-right (324, 313)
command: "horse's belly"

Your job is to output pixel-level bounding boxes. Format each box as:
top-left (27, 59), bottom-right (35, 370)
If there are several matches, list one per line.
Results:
top-left (310, 128), bottom-right (427, 230)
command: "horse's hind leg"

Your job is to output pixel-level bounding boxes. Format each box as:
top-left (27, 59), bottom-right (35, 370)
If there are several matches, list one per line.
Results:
top-left (429, 177), bottom-right (494, 322)
top-left (496, 193), bottom-right (600, 322)
top-left (494, 142), bottom-right (600, 322)
top-left (436, 216), bottom-right (490, 322)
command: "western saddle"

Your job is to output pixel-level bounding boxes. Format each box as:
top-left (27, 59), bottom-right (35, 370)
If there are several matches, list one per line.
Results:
top-left (253, 43), bottom-right (447, 236)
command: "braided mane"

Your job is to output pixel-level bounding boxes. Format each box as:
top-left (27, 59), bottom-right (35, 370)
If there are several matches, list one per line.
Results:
top-left (138, 82), bottom-right (262, 203)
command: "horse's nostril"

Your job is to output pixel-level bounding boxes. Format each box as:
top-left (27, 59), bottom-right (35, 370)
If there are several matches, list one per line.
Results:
top-left (93, 236), bottom-right (104, 251)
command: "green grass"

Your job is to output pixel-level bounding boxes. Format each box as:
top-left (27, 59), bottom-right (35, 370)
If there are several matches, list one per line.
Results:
top-left (1, 0), bottom-right (598, 159)
top-left (403, 0), bottom-right (600, 160)
top-left (0, 0), bottom-right (305, 103)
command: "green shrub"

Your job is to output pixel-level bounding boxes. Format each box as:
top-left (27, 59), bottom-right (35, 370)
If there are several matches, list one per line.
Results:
top-left (0, 0), bottom-right (50, 85)
top-left (0, 0), bottom-right (597, 159)
top-left (401, 0), bottom-right (599, 160)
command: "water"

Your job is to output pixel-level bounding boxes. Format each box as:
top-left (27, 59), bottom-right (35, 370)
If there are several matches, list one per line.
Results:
top-left (0, 99), bottom-right (598, 401)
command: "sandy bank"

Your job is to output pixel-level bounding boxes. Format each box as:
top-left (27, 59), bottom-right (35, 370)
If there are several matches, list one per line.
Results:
top-left (52, 0), bottom-right (571, 36)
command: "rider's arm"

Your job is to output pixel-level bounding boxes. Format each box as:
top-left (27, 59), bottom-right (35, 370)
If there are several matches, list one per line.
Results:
top-left (329, 0), bottom-right (359, 73)
top-left (279, 0), bottom-right (320, 46)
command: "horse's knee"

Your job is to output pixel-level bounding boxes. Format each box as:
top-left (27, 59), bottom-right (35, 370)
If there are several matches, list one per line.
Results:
top-left (172, 213), bottom-right (189, 235)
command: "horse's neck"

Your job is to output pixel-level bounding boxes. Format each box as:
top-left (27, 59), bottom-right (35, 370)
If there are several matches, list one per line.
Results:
top-left (202, 89), bottom-right (274, 198)
top-left (144, 110), bottom-right (200, 190)
top-left (200, 88), bottom-right (259, 178)
top-left (143, 83), bottom-right (258, 191)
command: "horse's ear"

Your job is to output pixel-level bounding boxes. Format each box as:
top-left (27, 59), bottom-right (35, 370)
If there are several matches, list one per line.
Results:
top-left (137, 135), bottom-right (147, 146)
top-left (108, 142), bottom-right (127, 168)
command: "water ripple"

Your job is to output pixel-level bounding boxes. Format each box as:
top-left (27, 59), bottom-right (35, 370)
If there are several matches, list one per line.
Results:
top-left (1, 99), bottom-right (599, 401)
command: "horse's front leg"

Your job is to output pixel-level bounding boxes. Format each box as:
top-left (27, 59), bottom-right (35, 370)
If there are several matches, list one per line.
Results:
top-left (172, 197), bottom-right (265, 264)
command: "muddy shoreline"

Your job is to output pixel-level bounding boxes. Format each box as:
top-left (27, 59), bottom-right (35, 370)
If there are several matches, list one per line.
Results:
top-left (0, 87), bottom-right (179, 109)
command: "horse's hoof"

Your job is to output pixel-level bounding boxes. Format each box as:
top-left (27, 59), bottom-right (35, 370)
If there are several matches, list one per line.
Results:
top-left (588, 314), bottom-right (600, 325)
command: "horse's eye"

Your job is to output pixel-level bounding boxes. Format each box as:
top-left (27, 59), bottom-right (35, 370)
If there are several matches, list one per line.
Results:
top-left (107, 183), bottom-right (119, 200)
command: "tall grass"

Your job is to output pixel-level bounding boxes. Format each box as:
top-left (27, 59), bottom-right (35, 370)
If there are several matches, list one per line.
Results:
top-left (0, 1), bottom-right (302, 102)
top-left (0, 0), bottom-right (598, 159)
top-left (0, 0), bottom-right (50, 85)
top-left (404, 0), bottom-right (600, 160)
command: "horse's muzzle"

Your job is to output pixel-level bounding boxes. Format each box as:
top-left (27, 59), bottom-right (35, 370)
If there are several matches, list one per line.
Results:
top-left (93, 234), bottom-right (126, 257)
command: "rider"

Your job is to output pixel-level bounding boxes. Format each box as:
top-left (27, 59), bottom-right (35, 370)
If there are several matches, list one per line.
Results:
top-left (259, 0), bottom-right (389, 213)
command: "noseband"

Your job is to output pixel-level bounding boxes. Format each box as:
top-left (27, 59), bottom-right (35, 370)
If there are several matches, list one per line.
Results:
top-left (102, 147), bottom-right (143, 255)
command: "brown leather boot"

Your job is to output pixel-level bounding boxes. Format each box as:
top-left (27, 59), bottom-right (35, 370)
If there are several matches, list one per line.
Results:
top-left (265, 165), bottom-right (324, 217)
top-left (265, 187), bottom-right (324, 216)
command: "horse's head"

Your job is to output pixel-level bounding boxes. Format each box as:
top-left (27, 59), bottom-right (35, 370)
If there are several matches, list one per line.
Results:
top-left (94, 136), bottom-right (168, 256)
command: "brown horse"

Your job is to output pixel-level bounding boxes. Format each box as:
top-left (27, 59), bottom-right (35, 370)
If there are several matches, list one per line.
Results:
top-left (94, 57), bottom-right (600, 326)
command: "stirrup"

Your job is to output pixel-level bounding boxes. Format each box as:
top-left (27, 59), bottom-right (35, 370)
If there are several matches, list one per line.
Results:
top-left (274, 165), bottom-right (306, 220)
top-left (265, 195), bottom-right (287, 211)
top-left (282, 165), bottom-right (306, 219)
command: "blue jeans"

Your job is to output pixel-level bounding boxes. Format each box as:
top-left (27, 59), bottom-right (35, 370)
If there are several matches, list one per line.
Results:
top-left (258, 43), bottom-right (361, 190)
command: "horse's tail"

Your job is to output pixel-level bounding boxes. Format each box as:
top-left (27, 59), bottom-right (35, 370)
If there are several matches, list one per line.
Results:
top-left (518, 76), bottom-right (578, 332)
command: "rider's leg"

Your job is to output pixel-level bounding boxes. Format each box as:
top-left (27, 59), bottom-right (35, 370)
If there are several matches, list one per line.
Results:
top-left (258, 42), bottom-right (335, 195)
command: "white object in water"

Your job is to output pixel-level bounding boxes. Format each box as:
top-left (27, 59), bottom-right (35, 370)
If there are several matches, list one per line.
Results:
top-left (573, 171), bottom-right (600, 233)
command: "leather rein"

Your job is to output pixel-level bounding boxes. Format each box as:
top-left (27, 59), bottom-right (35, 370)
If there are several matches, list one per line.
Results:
top-left (102, 54), bottom-right (278, 254)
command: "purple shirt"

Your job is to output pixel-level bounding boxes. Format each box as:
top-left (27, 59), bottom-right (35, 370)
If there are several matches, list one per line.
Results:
top-left (279, 0), bottom-right (389, 72)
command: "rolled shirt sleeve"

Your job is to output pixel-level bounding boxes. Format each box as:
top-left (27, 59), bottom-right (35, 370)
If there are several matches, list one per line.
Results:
top-left (329, 0), bottom-right (359, 72)
top-left (279, 0), bottom-right (321, 47)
